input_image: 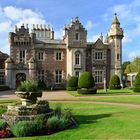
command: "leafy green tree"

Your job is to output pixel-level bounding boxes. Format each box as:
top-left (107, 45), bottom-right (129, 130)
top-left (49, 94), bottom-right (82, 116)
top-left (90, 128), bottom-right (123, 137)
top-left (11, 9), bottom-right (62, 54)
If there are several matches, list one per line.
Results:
top-left (109, 75), bottom-right (121, 89)
top-left (125, 57), bottom-right (140, 74)
top-left (124, 64), bottom-right (132, 74)
top-left (122, 61), bottom-right (130, 74)
top-left (133, 72), bottom-right (140, 92)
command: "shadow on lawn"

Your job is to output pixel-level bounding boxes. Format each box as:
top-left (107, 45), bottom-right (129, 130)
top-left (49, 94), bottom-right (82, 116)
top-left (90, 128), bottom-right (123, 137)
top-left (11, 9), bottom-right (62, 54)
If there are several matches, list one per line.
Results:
top-left (75, 113), bottom-right (112, 124)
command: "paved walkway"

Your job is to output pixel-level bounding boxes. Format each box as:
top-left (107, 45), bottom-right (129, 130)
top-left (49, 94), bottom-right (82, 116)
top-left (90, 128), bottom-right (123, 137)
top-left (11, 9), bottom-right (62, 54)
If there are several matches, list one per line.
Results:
top-left (1, 90), bottom-right (140, 109)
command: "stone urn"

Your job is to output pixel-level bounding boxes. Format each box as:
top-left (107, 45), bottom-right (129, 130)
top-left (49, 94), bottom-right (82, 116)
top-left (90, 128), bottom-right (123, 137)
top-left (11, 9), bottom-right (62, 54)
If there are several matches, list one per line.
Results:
top-left (15, 91), bottom-right (42, 106)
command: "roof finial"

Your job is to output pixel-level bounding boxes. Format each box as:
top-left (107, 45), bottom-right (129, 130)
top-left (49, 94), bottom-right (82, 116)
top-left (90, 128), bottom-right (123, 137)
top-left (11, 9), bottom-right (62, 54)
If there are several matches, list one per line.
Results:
top-left (114, 13), bottom-right (117, 16)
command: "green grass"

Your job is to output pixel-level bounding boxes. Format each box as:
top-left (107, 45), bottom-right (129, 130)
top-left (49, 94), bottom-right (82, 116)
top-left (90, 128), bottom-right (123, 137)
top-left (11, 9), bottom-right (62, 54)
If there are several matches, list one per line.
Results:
top-left (67, 88), bottom-right (135, 96)
top-left (8, 102), bottom-right (140, 139)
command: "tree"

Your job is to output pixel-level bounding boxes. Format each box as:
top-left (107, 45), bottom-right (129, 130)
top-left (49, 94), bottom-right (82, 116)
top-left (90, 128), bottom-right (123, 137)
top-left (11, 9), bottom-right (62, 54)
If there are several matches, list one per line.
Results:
top-left (133, 72), bottom-right (140, 92)
top-left (124, 64), bottom-right (132, 74)
top-left (109, 75), bottom-right (121, 89)
top-left (125, 57), bottom-right (140, 74)
top-left (122, 61), bottom-right (130, 74)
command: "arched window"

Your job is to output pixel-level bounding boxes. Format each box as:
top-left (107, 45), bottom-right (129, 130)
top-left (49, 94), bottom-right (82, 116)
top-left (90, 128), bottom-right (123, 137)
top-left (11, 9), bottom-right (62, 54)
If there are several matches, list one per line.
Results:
top-left (75, 52), bottom-right (81, 65)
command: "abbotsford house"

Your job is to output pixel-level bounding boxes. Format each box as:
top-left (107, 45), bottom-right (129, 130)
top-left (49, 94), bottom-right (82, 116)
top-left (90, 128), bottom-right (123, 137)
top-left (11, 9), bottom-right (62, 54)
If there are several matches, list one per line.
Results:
top-left (0, 15), bottom-right (123, 89)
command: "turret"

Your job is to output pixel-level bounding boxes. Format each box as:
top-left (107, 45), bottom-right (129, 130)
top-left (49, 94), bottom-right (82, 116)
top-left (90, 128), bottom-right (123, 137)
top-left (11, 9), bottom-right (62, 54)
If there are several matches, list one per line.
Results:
top-left (107, 14), bottom-right (124, 82)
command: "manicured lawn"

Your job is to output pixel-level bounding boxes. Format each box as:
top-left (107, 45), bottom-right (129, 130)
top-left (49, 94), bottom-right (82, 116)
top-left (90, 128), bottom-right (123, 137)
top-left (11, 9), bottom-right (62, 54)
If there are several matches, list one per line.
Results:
top-left (6, 102), bottom-right (140, 139)
top-left (68, 88), bottom-right (135, 96)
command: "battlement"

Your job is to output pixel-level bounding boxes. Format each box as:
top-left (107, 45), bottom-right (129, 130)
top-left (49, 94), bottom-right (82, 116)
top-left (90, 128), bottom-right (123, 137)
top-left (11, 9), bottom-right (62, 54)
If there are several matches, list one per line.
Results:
top-left (31, 24), bottom-right (54, 40)
top-left (14, 24), bottom-right (29, 35)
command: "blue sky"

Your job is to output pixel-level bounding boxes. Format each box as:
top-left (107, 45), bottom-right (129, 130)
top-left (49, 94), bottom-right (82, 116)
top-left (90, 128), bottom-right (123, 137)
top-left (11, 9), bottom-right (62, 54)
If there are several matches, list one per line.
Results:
top-left (0, 0), bottom-right (139, 61)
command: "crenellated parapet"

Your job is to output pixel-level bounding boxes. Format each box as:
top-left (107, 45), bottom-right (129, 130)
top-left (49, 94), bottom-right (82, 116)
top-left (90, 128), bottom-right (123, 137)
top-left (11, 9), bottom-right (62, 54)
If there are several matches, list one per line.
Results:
top-left (9, 24), bottom-right (32, 47)
top-left (31, 24), bottom-right (54, 39)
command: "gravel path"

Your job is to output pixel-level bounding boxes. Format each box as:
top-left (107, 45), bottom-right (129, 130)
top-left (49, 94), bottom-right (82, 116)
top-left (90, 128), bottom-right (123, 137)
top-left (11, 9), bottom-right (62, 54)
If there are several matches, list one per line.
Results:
top-left (1, 90), bottom-right (140, 109)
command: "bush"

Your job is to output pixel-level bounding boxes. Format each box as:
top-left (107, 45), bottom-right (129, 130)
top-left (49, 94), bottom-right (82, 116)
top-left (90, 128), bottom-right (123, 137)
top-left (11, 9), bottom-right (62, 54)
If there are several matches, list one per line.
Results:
top-left (77, 88), bottom-right (97, 94)
top-left (66, 87), bottom-right (78, 91)
top-left (11, 121), bottom-right (38, 137)
top-left (78, 72), bottom-right (95, 89)
top-left (67, 76), bottom-right (78, 88)
top-left (37, 80), bottom-right (47, 90)
top-left (109, 75), bottom-right (121, 89)
top-left (54, 105), bottom-right (62, 118)
top-left (16, 81), bottom-right (38, 92)
top-left (0, 105), bottom-right (7, 115)
top-left (133, 72), bottom-right (140, 92)
top-left (0, 120), bottom-right (7, 130)
top-left (34, 116), bottom-right (46, 132)
top-left (0, 128), bottom-right (11, 138)
top-left (47, 116), bottom-right (67, 133)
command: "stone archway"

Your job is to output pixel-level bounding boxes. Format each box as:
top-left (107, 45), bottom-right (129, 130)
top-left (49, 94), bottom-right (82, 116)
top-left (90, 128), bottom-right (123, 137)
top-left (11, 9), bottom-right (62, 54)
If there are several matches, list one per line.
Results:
top-left (16, 73), bottom-right (26, 88)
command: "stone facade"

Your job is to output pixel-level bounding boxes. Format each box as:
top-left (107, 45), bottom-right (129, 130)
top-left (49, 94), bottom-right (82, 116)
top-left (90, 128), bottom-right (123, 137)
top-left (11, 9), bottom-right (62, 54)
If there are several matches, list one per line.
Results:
top-left (0, 51), bottom-right (9, 86)
top-left (5, 15), bottom-right (123, 89)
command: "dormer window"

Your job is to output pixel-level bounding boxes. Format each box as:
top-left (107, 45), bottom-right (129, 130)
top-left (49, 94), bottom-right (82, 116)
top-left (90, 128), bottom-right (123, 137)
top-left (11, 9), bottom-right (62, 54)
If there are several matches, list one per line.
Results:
top-left (76, 33), bottom-right (79, 40)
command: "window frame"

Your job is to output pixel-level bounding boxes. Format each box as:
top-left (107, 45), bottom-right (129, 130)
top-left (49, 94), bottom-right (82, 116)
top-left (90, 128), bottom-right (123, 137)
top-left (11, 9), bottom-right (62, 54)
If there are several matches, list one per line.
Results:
top-left (95, 51), bottom-right (103, 60)
top-left (55, 51), bottom-right (62, 61)
top-left (55, 70), bottom-right (62, 84)
top-left (94, 71), bottom-right (103, 83)
top-left (38, 51), bottom-right (44, 61)
top-left (75, 33), bottom-right (79, 40)
top-left (38, 70), bottom-right (45, 82)
top-left (0, 72), bottom-right (5, 85)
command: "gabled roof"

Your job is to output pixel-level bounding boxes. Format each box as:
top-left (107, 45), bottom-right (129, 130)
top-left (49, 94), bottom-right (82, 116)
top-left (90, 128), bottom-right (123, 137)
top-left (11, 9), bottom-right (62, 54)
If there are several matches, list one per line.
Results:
top-left (0, 51), bottom-right (9, 59)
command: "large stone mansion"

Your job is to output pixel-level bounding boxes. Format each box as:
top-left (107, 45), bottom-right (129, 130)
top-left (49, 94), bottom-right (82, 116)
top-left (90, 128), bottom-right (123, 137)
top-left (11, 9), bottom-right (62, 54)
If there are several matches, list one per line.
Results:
top-left (0, 14), bottom-right (123, 89)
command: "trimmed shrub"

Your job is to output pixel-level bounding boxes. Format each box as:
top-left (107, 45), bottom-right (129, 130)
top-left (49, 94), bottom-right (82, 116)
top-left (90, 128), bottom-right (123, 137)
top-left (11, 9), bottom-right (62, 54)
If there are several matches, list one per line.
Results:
top-left (133, 72), bottom-right (140, 92)
top-left (67, 76), bottom-right (78, 91)
top-left (37, 80), bottom-right (47, 90)
top-left (11, 121), bottom-right (38, 137)
top-left (77, 88), bottom-right (97, 94)
top-left (109, 75), bottom-right (121, 89)
top-left (78, 72), bottom-right (95, 89)
top-left (68, 76), bottom-right (78, 87)
top-left (66, 87), bottom-right (78, 91)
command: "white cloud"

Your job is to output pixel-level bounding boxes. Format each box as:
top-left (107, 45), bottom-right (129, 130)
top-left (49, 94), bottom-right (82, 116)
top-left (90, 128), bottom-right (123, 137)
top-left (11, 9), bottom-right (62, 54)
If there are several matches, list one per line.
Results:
top-left (0, 6), bottom-right (48, 54)
top-left (85, 20), bottom-right (99, 30)
top-left (87, 34), bottom-right (99, 42)
top-left (0, 21), bottom-right (12, 32)
top-left (123, 33), bottom-right (132, 44)
top-left (3, 6), bottom-right (47, 28)
top-left (128, 51), bottom-right (138, 60)
top-left (55, 28), bottom-right (63, 39)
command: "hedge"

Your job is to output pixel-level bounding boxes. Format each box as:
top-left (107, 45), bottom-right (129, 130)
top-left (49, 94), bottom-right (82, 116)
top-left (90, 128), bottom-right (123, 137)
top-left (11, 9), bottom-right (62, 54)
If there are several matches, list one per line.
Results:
top-left (78, 72), bottom-right (95, 89)
top-left (77, 88), bottom-right (97, 94)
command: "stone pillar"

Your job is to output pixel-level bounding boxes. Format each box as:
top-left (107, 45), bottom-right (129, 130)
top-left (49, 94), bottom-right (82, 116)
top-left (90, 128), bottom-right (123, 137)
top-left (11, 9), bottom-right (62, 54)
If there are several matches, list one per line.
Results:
top-left (5, 57), bottom-right (15, 89)
top-left (28, 57), bottom-right (37, 83)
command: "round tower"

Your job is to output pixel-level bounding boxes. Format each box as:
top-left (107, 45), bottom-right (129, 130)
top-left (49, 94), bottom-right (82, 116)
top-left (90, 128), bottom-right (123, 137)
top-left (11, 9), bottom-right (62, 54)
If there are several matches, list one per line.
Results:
top-left (107, 14), bottom-right (124, 82)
